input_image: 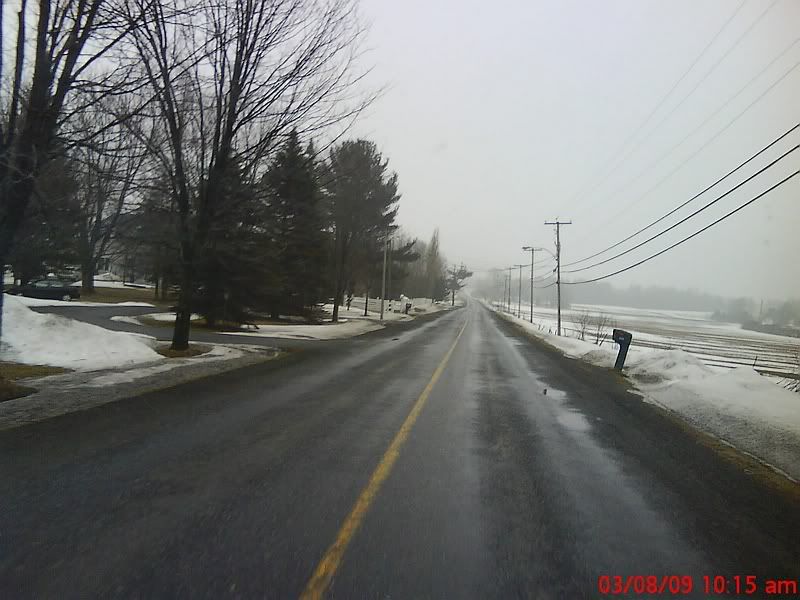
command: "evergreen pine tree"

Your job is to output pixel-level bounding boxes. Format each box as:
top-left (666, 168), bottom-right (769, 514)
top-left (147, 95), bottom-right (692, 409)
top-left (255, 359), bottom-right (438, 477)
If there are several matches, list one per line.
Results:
top-left (262, 130), bottom-right (327, 317)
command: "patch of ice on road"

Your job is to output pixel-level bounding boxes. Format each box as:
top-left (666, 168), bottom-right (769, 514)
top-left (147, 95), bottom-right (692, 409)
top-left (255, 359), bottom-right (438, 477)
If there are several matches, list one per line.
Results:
top-left (1, 296), bottom-right (162, 371)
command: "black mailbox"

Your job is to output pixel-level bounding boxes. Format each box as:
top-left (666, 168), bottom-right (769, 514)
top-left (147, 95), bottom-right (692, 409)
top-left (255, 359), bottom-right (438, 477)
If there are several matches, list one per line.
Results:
top-left (612, 328), bottom-right (633, 371)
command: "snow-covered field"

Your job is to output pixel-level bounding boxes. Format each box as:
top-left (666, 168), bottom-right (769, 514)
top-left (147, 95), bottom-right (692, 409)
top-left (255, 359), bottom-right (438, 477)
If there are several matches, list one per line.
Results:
top-left (1, 296), bottom-right (162, 370)
top-left (495, 301), bottom-right (800, 385)
top-left (490, 303), bottom-right (800, 482)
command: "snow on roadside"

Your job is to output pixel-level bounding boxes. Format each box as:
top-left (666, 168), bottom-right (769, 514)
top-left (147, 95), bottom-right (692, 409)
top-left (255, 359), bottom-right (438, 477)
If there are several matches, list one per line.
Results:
top-left (9, 295), bottom-right (154, 308)
top-left (144, 312), bottom-right (202, 322)
top-left (109, 315), bottom-right (142, 326)
top-left (83, 345), bottom-right (245, 387)
top-left (223, 318), bottom-right (383, 340)
top-left (1, 295), bottom-right (162, 371)
top-left (489, 302), bottom-right (800, 481)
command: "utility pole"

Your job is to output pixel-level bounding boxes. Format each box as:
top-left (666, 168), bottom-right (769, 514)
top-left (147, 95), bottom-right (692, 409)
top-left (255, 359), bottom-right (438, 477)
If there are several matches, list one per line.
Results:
top-left (522, 246), bottom-right (535, 323)
top-left (544, 220), bottom-right (571, 336)
top-left (387, 238), bottom-right (393, 313)
top-left (450, 264), bottom-right (455, 306)
top-left (502, 266), bottom-right (513, 313)
top-left (503, 270), bottom-right (509, 312)
top-left (506, 270), bottom-right (511, 313)
top-left (380, 235), bottom-right (388, 321)
top-left (514, 264), bottom-right (525, 318)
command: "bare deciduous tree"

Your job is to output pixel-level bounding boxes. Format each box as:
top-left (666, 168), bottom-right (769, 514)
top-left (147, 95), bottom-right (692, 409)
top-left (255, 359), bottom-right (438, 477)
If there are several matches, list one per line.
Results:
top-left (575, 311), bottom-right (591, 341)
top-left (126, 0), bottom-right (370, 349)
top-left (0, 0), bottom-right (143, 338)
top-left (72, 104), bottom-right (152, 291)
top-left (594, 313), bottom-right (614, 346)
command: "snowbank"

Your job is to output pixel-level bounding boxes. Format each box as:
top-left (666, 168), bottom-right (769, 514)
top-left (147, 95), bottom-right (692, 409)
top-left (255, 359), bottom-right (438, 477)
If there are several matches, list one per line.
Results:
top-left (491, 303), bottom-right (800, 481)
top-left (70, 273), bottom-right (155, 289)
top-left (1, 296), bottom-right (162, 371)
top-left (145, 312), bottom-right (202, 322)
top-left (224, 318), bottom-right (383, 340)
top-left (10, 295), bottom-right (154, 308)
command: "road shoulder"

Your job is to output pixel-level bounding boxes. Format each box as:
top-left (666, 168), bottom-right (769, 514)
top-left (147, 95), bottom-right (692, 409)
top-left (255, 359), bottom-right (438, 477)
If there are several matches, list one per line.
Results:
top-left (487, 307), bottom-right (800, 566)
top-left (0, 344), bottom-right (279, 431)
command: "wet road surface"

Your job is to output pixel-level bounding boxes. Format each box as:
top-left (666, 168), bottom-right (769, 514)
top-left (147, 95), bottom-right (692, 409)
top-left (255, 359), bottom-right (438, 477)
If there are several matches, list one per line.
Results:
top-left (1, 300), bottom-right (798, 598)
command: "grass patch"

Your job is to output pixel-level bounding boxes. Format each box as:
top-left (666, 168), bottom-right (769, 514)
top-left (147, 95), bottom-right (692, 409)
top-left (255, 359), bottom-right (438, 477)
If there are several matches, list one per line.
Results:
top-left (0, 362), bottom-right (69, 402)
top-left (81, 286), bottom-right (172, 307)
top-left (0, 377), bottom-right (36, 402)
top-left (0, 361), bottom-right (67, 380)
top-left (156, 343), bottom-right (212, 358)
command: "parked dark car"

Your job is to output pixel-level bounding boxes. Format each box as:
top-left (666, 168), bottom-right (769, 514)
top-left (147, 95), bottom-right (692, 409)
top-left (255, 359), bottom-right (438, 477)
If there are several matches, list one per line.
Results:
top-left (7, 278), bottom-right (81, 301)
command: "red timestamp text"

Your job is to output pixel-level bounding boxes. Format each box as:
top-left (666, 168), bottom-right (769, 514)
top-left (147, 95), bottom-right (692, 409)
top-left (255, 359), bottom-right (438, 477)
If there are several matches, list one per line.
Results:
top-left (598, 575), bottom-right (694, 595)
top-left (598, 574), bottom-right (799, 596)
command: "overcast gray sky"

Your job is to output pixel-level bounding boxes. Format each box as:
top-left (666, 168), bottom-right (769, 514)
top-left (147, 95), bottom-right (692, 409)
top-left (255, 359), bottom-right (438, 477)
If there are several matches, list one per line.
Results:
top-left (349, 0), bottom-right (800, 301)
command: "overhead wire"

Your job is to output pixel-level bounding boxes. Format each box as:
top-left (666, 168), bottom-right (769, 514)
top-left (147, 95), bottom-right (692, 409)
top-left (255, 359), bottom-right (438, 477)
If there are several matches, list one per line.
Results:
top-left (573, 0), bottom-right (780, 215)
top-left (579, 46), bottom-right (800, 237)
top-left (563, 143), bottom-right (798, 273)
top-left (562, 0), bottom-right (749, 213)
top-left (562, 170), bottom-right (799, 285)
top-left (563, 122), bottom-right (800, 267)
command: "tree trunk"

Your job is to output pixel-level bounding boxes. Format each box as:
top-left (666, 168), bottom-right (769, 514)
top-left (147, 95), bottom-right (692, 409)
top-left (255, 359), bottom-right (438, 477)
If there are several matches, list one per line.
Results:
top-left (171, 264), bottom-right (193, 350)
top-left (81, 259), bottom-right (95, 293)
top-left (363, 286), bottom-right (370, 317)
top-left (331, 237), bottom-right (347, 323)
top-left (0, 251), bottom-right (6, 345)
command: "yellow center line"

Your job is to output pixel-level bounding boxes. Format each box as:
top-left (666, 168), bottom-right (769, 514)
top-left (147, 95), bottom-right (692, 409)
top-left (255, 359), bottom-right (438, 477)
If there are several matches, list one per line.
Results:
top-left (299, 316), bottom-right (470, 600)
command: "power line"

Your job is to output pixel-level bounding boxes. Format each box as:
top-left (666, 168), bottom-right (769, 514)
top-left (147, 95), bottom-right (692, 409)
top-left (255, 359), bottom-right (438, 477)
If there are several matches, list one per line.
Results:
top-left (563, 0), bottom-right (748, 212)
top-left (544, 220), bottom-right (571, 335)
top-left (579, 0), bottom-right (780, 207)
top-left (580, 49), bottom-right (800, 234)
top-left (563, 143), bottom-right (798, 273)
top-left (563, 170), bottom-right (799, 285)
top-left (563, 122), bottom-right (800, 267)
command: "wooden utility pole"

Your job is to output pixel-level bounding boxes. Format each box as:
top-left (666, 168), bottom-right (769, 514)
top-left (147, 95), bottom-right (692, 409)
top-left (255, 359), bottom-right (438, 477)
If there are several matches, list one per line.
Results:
top-left (387, 238), bottom-right (393, 312)
top-left (522, 246), bottom-right (535, 323)
top-left (514, 264), bottom-right (526, 318)
top-left (502, 266), bottom-right (514, 313)
top-left (380, 236), bottom-right (388, 321)
top-left (544, 220), bottom-right (571, 336)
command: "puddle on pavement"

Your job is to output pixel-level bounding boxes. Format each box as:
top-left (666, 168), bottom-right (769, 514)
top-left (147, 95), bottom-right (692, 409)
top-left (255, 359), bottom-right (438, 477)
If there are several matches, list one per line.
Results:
top-left (529, 377), bottom-right (594, 435)
top-left (540, 387), bottom-right (566, 401)
top-left (556, 410), bottom-right (592, 432)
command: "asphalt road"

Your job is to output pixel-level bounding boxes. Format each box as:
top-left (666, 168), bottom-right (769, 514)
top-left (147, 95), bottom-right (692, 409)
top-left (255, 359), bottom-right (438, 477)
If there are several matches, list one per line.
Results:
top-left (1, 300), bottom-right (798, 598)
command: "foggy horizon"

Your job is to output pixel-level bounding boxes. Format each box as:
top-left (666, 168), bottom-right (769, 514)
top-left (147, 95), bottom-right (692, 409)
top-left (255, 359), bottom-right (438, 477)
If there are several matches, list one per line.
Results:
top-left (349, 0), bottom-right (800, 302)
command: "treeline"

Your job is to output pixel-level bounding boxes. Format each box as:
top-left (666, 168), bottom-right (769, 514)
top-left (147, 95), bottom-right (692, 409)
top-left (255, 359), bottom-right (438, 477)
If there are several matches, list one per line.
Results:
top-left (6, 130), bottom-right (452, 327)
top-left (0, 0), bottom-right (453, 350)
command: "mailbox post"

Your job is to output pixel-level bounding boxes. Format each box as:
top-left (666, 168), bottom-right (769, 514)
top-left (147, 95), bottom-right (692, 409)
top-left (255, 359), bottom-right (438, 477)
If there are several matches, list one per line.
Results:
top-left (612, 329), bottom-right (632, 371)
